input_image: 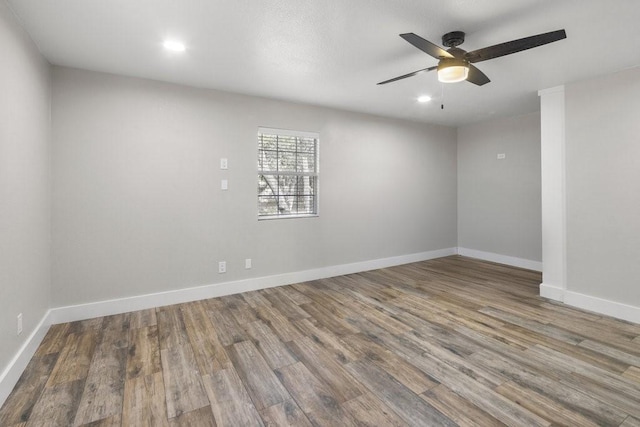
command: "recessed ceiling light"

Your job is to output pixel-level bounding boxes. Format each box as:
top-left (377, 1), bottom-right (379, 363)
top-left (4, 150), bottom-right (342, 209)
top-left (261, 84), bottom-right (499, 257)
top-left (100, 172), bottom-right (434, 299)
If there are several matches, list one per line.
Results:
top-left (163, 40), bottom-right (186, 52)
top-left (417, 95), bottom-right (432, 103)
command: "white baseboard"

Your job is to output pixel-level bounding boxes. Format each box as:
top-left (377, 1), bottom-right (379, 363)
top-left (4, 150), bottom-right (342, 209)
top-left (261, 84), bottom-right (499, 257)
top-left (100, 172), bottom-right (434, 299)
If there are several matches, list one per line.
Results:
top-left (565, 291), bottom-right (640, 324)
top-left (456, 247), bottom-right (543, 272)
top-left (539, 283), bottom-right (564, 302)
top-left (0, 310), bottom-right (53, 407)
top-left (538, 285), bottom-right (640, 324)
top-left (49, 247), bottom-right (457, 325)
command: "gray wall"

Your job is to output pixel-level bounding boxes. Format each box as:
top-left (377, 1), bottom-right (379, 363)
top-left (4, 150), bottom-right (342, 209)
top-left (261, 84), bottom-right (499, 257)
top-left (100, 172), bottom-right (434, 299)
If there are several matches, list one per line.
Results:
top-left (0, 3), bottom-right (51, 373)
top-left (566, 67), bottom-right (640, 306)
top-left (457, 113), bottom-right (542, 262)
top-left (51, 67), bottom-right (457, 307)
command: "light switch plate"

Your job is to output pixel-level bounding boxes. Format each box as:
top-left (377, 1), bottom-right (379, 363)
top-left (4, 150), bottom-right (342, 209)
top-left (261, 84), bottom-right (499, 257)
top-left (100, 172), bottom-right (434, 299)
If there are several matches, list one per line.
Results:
top-left (221, 179), bottom-right (228, 190)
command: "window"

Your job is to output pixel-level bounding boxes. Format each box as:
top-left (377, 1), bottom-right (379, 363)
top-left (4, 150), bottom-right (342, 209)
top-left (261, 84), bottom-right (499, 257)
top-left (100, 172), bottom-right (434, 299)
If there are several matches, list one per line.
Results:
top-left (258, 127), bottom-right (318, 219)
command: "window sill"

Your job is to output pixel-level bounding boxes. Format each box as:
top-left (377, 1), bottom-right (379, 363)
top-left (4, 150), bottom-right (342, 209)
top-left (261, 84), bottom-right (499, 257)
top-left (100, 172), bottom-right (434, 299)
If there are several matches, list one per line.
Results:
top-left (258, 214), bottom-right (319, 221)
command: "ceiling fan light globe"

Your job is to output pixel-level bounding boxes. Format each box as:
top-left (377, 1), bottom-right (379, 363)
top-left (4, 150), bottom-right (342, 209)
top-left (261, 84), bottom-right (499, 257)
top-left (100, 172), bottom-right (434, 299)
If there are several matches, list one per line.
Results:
top-left (437, 64), bottom-right (469, 83)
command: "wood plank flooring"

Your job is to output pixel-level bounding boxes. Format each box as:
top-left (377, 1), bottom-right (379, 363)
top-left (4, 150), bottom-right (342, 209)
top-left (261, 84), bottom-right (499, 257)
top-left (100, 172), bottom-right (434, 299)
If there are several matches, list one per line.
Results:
top-left (2, 255), bottom-right (640, 426)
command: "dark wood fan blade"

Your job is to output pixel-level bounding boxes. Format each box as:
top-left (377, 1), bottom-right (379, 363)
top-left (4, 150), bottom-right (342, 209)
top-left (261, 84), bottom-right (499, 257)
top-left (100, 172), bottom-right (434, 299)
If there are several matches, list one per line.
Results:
top-left (465, 29), bottom-right (566, 63)
top-left (377, 66), bottom-right (437, 85)
top-left (466, 64), bottom-right (490, 86)
top-left (400, 33), bottom-right (454, 59)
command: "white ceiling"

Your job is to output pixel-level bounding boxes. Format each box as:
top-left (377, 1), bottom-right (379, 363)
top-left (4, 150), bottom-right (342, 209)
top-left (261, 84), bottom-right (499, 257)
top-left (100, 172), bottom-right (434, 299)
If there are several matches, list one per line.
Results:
top-left (7, 0), bottom-right (640, 126)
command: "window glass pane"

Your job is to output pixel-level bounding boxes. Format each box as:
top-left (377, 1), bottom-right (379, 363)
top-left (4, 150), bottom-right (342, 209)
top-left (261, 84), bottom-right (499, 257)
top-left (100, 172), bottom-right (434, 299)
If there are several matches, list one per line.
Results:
top-left (258, 149), bottom-right (278, 172)
top-left (259, 134), bottom-right (278, 150)
top-left (258, 175), bottom-right (271, 195)
top-left (278, 150), bottom-right (297, 172)
top-left (258, 174), bottom-right (316, 216)
top-left (297, 139), bottom-right (315, 153)
top-left (277, 136), bottom-right (297, 152)
top-left (258, 195), bottom-right (278, 216)
top-left (296, 150), bottom-right (315, 172)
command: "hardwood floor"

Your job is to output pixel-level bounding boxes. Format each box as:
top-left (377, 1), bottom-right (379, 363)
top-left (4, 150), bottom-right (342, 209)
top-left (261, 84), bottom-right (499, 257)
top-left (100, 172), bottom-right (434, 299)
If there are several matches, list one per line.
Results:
top-left (2, 255), bottom-right (640, 426)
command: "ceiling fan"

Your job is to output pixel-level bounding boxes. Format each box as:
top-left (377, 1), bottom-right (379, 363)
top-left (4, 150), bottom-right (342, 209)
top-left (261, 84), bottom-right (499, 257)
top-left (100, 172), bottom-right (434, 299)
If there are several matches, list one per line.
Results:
top-left (378, 29), bottom-right (566, 86)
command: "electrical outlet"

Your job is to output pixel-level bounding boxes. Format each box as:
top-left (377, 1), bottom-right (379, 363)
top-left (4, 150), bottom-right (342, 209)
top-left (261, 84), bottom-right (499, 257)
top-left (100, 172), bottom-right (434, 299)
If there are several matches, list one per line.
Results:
top-left (497, 153), bottom-right (506, 160)
top-left (220, 158), bottom-right (228, 169)
top-left (17, 313), bottom-right (23, 335)
top-left (218, 261), bottom-right (226, 274)
top-left (221, 179), bottom-right (228, 190)
top-left (245, 258), bottom-right (252, 269)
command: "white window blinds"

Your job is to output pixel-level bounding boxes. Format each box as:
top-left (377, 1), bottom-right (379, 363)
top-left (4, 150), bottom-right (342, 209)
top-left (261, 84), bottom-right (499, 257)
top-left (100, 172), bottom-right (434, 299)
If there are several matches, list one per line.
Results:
top-left (258, 128), bottom-right (319, 219)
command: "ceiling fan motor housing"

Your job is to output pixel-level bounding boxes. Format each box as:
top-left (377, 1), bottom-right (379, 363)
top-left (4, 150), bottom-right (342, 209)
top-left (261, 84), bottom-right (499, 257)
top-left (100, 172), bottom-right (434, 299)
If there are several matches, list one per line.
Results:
top-left (442, 31), bottom-right (465, 48)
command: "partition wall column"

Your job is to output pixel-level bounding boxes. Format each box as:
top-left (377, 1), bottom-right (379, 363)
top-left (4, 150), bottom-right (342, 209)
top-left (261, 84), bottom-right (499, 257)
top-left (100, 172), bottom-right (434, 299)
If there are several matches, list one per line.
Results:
top-left (538, 86), bottom-right (566, 301)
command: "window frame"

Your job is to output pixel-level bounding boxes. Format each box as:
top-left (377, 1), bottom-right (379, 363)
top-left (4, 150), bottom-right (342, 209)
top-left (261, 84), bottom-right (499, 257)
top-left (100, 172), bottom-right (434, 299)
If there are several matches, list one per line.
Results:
top-left (257, 127), bottom-right (320, 220)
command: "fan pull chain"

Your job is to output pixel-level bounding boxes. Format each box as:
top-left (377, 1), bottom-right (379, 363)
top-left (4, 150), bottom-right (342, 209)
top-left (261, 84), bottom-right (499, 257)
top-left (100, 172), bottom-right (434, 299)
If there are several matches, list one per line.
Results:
top-left (441, 83), bottom-right (445, 110)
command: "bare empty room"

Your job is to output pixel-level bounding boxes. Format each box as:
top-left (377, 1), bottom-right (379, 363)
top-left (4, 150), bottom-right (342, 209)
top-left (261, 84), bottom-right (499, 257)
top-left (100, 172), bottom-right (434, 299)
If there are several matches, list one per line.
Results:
top-left (1, 0), bottom-right (640, 426)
